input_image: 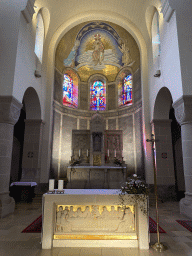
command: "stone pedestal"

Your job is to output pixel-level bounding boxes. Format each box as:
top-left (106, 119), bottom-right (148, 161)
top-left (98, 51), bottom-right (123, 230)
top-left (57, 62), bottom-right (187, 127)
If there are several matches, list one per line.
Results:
top-left (173, 96), bottom-right (192, 218)
top-left (0, 96), bottom-right (22, 217)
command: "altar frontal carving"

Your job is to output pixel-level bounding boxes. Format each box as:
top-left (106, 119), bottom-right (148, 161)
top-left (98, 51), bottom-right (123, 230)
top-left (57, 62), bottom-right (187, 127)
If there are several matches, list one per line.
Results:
top-left (55, 205), bottom-right (135, 235)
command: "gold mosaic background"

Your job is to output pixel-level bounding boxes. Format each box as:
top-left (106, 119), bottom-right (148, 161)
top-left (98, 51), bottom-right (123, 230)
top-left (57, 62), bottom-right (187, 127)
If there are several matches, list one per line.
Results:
top-left (55, 21), bottom-right (140, 82)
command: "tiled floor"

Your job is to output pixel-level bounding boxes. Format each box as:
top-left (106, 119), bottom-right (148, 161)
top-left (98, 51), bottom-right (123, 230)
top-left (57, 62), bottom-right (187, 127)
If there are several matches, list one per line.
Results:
top-left (0, 195), bottom-right (192, 256)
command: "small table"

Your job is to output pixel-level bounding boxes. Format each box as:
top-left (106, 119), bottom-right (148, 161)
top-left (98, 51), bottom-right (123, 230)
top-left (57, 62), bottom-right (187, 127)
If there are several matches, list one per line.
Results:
top-left (10, 182), bottom-right (37, 202)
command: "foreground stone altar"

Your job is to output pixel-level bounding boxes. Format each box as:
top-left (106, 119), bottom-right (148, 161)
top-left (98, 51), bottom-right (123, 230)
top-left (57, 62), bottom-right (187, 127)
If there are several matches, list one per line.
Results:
top-left (42, 189), bottom-right (149, 249)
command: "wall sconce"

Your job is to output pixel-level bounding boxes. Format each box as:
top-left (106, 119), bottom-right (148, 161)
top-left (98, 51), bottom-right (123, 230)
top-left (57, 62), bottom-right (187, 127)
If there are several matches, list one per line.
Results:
top-left (34, 70), bottom-right (41, 78)
top-left (154, 70), bottom-right (161, 77)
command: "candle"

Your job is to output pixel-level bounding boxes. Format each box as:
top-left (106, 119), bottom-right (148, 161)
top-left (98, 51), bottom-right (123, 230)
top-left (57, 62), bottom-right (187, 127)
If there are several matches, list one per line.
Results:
top-left (122, 150), bottom-right (123, 157)
top-left (87, 149), bottom-right (89, 157)
top-left (114, 149), bottom-right (116, 158)
top-left (49, 179), bottom-right (55, 191)
top-left (58, 180), bottom-right (64, 191)
top-left (79, 149), bottom-right (81, 157)
top-left (107, 149), bottom-right (109, 157)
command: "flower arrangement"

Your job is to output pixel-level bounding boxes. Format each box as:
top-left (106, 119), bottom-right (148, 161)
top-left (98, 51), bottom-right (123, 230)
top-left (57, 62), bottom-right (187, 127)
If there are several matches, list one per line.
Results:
top-left (121, 174), bottom-right (148, 196)
top-left (113, 157), bottom-right (123, 166)
top-left (119, 174), bottom-right (149, 216)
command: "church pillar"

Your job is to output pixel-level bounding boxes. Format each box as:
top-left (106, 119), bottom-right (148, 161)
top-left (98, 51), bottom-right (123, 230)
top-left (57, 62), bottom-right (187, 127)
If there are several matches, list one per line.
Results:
top-left (151, 119), bottom-right (176, 201)
top-left (173, 96), bottom-right (192, 218)
top-left (0, 96), bottom-right (22, 217)
top-left (21, 119), bottom-right (44, 183)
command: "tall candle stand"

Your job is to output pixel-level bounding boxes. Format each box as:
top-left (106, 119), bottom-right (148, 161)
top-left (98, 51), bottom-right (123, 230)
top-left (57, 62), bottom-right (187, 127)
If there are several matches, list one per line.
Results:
top-left (146, 134), bottom-right (168, 252)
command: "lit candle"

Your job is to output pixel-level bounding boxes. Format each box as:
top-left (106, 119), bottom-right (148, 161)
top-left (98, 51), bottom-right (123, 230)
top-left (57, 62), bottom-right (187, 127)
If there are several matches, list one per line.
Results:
top-left (79, 149), bottom-right (81, 157)
top-left (107, 149), bottom-right (109, 157)
top-left (58, 180), bottom-right (64, 191)
top-left (114, 150), bottom-right (116, 157)
top-left (49, 179), bottom-right (55, 191)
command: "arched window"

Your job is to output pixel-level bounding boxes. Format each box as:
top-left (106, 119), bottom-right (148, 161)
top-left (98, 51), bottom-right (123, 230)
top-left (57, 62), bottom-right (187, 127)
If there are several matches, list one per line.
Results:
top-left (63, 73), bottom-right (78, 108)
top-left (90, 80), bottom-right (106, 111)
top-left (34, 13), bottom-right (44, 63)
top-left (152, 11), bottom-right (160, 61)
top-left (118, 74), bottom-right (132, 107)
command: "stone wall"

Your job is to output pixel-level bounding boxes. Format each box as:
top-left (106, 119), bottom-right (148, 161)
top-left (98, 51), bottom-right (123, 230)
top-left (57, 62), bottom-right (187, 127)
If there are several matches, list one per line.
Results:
top-left (51, 68), bottom-right (143, 179)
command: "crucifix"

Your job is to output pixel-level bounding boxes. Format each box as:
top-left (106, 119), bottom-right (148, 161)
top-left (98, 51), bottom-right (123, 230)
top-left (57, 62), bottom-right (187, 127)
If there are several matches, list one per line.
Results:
top-left (146, 134), bottom-right (168, 252)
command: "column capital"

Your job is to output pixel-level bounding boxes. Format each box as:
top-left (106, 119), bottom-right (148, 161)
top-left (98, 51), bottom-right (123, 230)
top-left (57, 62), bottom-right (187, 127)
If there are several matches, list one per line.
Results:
top-left (0, 96), bottom-right (22, 125)
top-left (151, 119), bottom-right (172, 126)
top-left (24, 119), bottom-right (45, 125)
top-left (173, 96), bottom-right (192, 125)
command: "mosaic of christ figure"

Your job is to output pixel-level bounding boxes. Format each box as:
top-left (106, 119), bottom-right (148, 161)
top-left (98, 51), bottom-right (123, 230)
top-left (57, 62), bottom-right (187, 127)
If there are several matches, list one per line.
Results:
top-left (92, 34), bottom-right (104, 65)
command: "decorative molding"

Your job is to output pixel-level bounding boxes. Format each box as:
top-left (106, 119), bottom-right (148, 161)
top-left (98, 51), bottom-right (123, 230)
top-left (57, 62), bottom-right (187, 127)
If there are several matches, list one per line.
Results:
top-left (161, 0), bottom-right (174, 22)
top-left (151, 119), bottom-right (172, 125)
top-left (21, 0), bottom-right (35, 24)
top-left (0, 96), bottom-right (23, 125)
top-left (53, 100), bottom-right (142, 119)
top-left (24, 119), bottom-right (45, 125)
top-left (172, 96), bottom-right (192, 125)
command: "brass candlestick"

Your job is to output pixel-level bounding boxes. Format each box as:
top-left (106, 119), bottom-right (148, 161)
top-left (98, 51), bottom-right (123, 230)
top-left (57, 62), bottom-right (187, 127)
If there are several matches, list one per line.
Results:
top-left (146, 134), bottom-right (168, 252)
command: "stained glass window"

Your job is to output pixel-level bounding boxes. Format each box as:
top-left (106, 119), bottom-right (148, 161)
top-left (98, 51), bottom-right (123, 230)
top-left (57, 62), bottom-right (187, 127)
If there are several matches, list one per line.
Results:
top-left (63, 74), bottom-right (78, 108)
top-left (34, 13), bottom-right (44, 63)
top-left (118, 74), bottom-right (132, 107)
top-left (152, 11), bottom-right (160, 60)
top-left (90, 80), bottom-right (106, 111)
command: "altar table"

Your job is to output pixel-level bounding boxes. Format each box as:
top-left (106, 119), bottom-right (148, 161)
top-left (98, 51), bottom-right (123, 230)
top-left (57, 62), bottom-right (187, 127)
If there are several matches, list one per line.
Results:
top-left (41, 189), bottom-right (149, 249)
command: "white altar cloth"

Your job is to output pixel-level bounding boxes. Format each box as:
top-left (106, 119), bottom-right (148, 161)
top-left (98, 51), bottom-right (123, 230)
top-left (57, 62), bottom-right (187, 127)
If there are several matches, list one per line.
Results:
top-left (41, 189), bottom-right (149, 249)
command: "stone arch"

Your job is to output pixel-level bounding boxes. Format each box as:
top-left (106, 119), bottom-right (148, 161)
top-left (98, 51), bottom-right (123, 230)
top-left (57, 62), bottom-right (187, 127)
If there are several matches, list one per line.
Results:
top-left (22, 87), bottom-right (41, 120)
top-left (18, 87), bottom-right (43, 184)
top-left (42, 11), bottom-right (153, 184)
top-left (153, 87), bottom-right (173, 120)
top-left (145, 5), bottom-right (156, 39)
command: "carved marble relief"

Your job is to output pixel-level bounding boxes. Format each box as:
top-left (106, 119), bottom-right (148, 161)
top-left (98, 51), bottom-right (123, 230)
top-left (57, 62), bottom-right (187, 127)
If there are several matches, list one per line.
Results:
top-left (55, 205), bottom-right (135, 233)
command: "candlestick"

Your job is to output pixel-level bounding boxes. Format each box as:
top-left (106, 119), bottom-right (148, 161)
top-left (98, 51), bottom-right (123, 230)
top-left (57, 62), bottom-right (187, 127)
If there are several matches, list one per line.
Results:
top-left (79, 149), bottom-right (81, 157)
top-left (114, 149), bottom-right (116, 158)
top-left (122, 150), bottom-right (123, 158)
top-left (49, 179), bottom-right (55, 191)
top-left (58, 180), bottom-right (64, 191)
top-left (87, 149), bottom-right (89, 157)
top-left (107, 149), bottom-right (109, 157)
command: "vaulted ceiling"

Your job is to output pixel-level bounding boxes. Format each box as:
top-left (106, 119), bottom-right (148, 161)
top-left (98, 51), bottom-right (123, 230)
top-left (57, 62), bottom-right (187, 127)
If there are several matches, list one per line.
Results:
top-left (35, 0), bottom-right (161, 52)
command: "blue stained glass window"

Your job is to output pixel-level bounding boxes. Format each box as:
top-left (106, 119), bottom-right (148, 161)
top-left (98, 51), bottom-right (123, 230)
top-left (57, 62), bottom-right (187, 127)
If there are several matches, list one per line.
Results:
top-left (90, 81), bottom-right (106, 111)
top-left (118, 74), bottom-right (132, 107)
top-left (63, 74), bottom-right (78, 108)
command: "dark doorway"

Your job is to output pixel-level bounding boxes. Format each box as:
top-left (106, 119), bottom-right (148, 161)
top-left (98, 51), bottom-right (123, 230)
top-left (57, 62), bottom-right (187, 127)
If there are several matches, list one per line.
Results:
top-left (10, 104), bottom-right (26, 184)
top-left (169, 107), bottom-right (185, 201)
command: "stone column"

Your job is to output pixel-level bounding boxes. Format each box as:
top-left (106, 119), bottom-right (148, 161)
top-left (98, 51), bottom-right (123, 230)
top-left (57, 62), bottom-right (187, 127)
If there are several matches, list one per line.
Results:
top-left (173, 96), bottom-right (192, 218)
top-left (151, 119), bottom-right (176, 201)
top-left (0, 96), bottom-right (22, 217)
top-left (21, 119), bottom-right (44, 183)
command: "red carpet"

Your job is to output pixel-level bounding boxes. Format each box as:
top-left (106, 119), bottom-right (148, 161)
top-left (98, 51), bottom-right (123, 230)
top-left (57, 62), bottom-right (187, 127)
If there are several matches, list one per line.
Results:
top-left (22, 215), bottom-right (166, 233)
top-left (176, 220), bottom-right (192, 232)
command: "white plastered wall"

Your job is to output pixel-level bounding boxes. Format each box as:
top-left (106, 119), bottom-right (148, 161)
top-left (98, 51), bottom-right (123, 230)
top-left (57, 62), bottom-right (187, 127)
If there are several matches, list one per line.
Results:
top-left (149, 11), bottom-right (183, 121)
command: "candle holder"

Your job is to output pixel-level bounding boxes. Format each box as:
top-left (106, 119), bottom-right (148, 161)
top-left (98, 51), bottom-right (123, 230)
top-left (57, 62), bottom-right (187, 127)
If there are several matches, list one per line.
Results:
top-left (86, 155), bottom-right (89, 163)
top-left (56, 190), bottom-right (64, 194)
top-left (48, 179), bottom-right (55, 193)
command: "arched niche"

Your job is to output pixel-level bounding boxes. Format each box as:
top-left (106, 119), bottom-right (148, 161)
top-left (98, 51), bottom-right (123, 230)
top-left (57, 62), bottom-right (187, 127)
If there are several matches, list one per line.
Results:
top-left (22, 87), bottom-right (41, 120)
top-left (153, 87), bottom-right (172, 120)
